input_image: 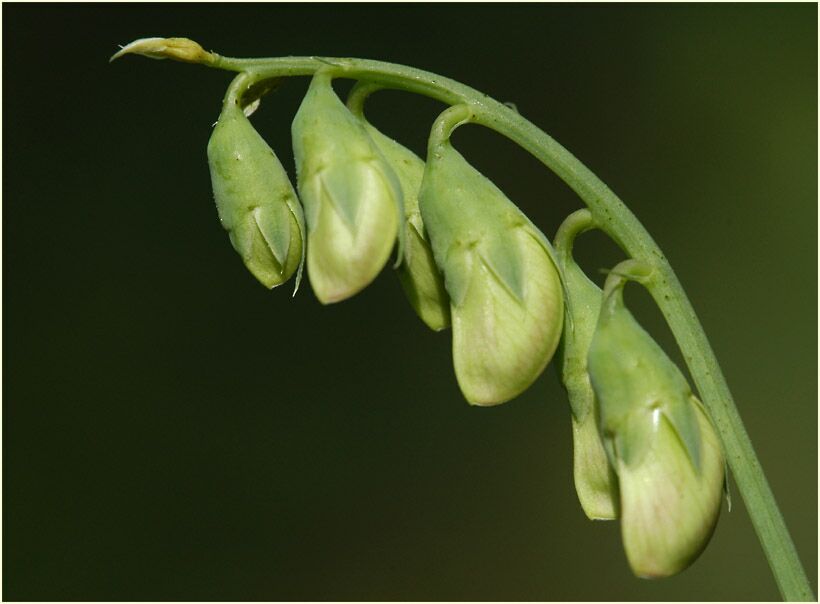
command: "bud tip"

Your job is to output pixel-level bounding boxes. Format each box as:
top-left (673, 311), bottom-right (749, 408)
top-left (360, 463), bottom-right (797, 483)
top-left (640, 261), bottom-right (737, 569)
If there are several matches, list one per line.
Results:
top-left (110, 37), bottom-right (214, 65)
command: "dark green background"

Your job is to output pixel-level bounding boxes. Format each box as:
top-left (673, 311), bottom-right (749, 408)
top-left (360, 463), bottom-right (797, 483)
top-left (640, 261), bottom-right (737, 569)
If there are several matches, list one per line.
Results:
top-left (4, 3), bottom-right (817, 601)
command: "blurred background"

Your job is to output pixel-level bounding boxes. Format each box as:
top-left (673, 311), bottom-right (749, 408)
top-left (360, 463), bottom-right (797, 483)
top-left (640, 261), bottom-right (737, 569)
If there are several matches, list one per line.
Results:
top-left (4, 4), bottom-right (816, 601)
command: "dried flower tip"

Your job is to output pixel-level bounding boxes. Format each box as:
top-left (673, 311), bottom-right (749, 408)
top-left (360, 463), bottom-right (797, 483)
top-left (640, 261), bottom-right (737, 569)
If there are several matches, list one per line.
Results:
top-left (110, 37), bottom-right (215, 65)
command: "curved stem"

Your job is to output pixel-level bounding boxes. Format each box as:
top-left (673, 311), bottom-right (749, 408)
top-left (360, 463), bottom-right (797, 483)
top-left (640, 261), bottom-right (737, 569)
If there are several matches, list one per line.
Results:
top-left (346, 80), bottom-right (384, 116)
top-left (605, 258), bottom-right (654, 295)
top-left (427, 104), bottom-right (475, 155)
top-left (222, 71), bottom-right (249, 105)
top-left (195, 52), bottom-right (811, 600)
top-left (554, 208), bottom-right (595, 266)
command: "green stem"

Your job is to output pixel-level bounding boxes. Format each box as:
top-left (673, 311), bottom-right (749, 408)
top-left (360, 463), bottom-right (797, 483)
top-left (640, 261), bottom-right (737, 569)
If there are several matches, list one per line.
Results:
top-left (426, 103), bottom-right (476, 151)
top-left (346, 80), bottom-right (384, 116)
top-left (199, 52), bottom-right (811, 600)
top-left (554, 208), bottom-right (595, 267)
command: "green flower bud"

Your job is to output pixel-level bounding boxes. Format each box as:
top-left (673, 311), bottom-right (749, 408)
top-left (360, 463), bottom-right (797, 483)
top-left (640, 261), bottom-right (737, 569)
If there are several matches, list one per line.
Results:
top-left (555, 229), bottom-right (618, 520)
top-left (291, 73), bottom-right (402, 304)
top-left (356, 114), bottom-right (450, 331)
top-left (207, 97), bottom-right (305, 290)
top-left (419, 137), bottom-right (563, 406)
top-left (619, 397), bottom-right (723, 578)
top-left (587, 275), bottom-right (724, 578)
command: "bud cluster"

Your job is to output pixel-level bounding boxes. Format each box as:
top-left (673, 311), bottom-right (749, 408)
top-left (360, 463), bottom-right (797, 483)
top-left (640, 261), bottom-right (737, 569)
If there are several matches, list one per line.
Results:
top-left (202, 71), bottom-right (565, 407)
top-left (159, 59), bottom-right (727, 581)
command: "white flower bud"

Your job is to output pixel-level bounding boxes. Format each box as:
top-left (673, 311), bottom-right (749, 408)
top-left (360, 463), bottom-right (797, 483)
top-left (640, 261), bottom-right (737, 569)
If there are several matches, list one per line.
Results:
top-left (587, 279), bottom-right (725, 577)
top-left (419, 139), bottom-right (563, 405)
top-left (291, 73), bottom-right (402, 304)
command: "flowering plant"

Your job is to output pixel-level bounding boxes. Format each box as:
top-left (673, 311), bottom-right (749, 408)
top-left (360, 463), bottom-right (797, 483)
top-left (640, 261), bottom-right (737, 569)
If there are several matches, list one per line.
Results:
top-left (111, 37), bottom-right (812, 600)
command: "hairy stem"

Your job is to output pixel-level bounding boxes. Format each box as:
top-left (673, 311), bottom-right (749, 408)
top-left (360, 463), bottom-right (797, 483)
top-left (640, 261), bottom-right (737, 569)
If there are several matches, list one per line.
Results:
top-left (197, 52), bottom-right (811, 600)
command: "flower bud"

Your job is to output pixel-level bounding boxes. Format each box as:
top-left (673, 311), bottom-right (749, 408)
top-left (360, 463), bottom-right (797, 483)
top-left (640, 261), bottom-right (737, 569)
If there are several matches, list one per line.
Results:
top-left (110, 37), bottom-right (215, 64)
top-left (358, 117), bottom-right (450, 331)
top-left (207, 98), bottom-right (305, 290)
top-left (556, 243), bottom-right (618, 520)
top-left (587, 278), bottom-right (724, 578)
top-left (419, 139), bottom-right (563, 405)
top-left (291, 73), bottom-right (402, 304)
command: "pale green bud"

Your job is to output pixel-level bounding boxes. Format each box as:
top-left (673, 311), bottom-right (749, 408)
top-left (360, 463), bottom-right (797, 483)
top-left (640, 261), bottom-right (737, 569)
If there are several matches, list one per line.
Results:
top-left (358, 117), bottom-right (450, 331)
top-left (587, 281), bottom-right (725, 578)
top-left (571, 403), bottom-right (620, 520)
top-left (207, 98), bottom-right (305, 290)
top-left (291, 73), bottom-right (402, 304)
top-left (618, 397), bottom-right (723, 578)
top-left (557, 252), bottom-right (618, 520)
top-left (419, 140), bottom-right (563, 405)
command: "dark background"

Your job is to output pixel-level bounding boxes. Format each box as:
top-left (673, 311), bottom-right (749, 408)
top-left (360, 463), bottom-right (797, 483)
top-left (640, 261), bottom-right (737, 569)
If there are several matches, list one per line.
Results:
top-left (4, 3), bottom-right (817, 601)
